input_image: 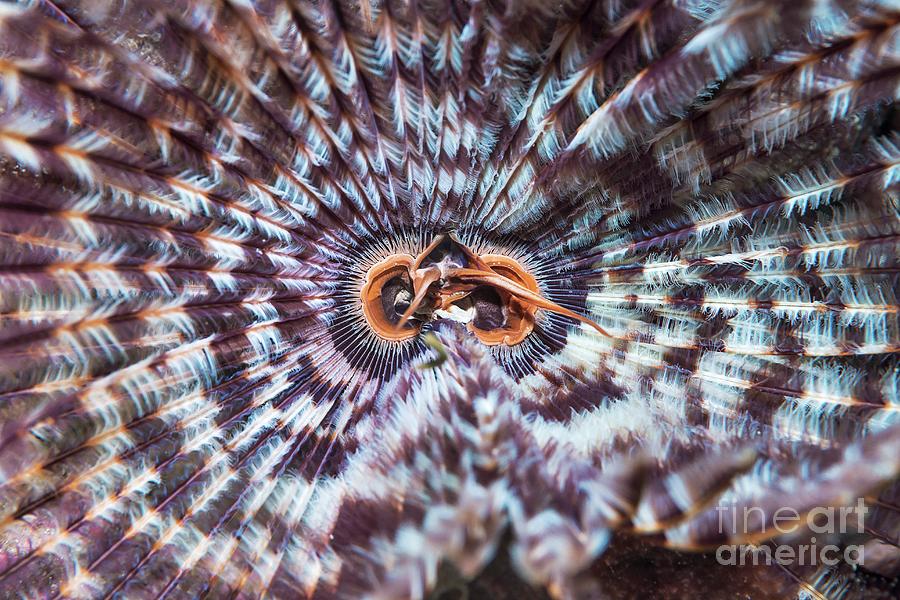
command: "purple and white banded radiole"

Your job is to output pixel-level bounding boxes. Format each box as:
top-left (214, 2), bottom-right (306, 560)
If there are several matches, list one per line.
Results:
top-left (0, 0), bottom-right (899, 598)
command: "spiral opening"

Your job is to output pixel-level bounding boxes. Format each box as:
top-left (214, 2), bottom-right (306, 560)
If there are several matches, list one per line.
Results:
top-left (360, 234), bottom-right (608, 346)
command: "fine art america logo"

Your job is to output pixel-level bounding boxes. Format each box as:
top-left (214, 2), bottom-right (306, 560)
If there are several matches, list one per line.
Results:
top-left (714, 498), bottom-right (868, 567)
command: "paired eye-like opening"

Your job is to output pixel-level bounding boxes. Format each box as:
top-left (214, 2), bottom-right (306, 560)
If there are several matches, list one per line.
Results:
top-left (361, 234), bottom-right (607, 346)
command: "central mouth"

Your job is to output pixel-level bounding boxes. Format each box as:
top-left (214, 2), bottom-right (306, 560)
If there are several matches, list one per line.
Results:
top-left (361, 234), bottom-right (608, 346)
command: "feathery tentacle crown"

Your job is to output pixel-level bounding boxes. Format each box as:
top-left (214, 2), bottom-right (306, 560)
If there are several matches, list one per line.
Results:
top-left (0, 0), bottom-right (900, 599)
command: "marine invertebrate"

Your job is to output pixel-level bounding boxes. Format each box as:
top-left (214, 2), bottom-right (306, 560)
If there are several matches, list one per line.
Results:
top-left (360, 233), bottom-right (606, 345)
top-left (0, 0), bottom-right (899, 598)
